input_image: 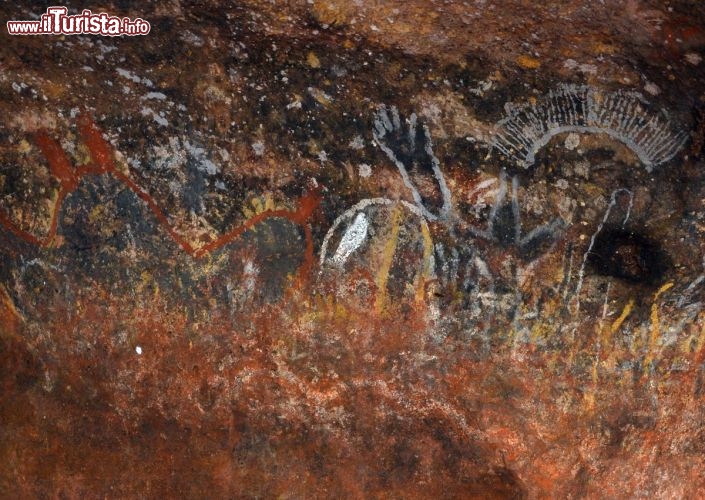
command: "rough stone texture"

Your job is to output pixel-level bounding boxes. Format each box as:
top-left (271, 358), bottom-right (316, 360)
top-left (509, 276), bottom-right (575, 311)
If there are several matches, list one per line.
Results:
top-left (2, 1), bottom-right (705, 497)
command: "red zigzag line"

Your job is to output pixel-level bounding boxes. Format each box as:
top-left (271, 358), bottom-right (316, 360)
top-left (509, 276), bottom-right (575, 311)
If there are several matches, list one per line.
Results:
top-left (0, 113), bottom-right (322, 283)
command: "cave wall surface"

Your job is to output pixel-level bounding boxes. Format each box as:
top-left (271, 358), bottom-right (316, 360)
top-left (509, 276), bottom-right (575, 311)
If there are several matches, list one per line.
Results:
top-left (2, 1), bottom-right (705, 497)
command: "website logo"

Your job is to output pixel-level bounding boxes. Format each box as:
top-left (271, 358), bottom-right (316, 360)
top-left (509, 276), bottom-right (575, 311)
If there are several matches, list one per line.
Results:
top-left (7, 7), bottom-right (151, 36)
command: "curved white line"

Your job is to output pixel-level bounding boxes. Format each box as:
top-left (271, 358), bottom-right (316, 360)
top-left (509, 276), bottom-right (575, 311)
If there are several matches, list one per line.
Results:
top-left (492, 85), bottom-right (687, 171)
top-left (319, 197), bottom-right (426, 269)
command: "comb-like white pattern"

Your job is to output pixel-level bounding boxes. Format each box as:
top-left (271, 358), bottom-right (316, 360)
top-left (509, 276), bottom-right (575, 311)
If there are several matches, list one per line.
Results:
top-left (492, 84), bottom-right (688, 171)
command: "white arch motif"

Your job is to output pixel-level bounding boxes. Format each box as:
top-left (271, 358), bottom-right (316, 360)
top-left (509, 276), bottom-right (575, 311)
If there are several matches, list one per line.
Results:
top-left (492, 84), bottom-right (688, 171)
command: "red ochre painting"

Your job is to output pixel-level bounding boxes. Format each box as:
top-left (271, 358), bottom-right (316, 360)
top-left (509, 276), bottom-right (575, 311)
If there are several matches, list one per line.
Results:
top-left (2, 2), bottom-right (705, 498)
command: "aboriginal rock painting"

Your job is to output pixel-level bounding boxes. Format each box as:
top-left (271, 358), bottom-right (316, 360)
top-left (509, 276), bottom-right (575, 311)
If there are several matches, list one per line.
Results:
top-left (4, 2), bottom-right (705, 497)
top-left (319, 85), bottom-right (700, 365)
top-left (1, 84), bottom-right (699, 352)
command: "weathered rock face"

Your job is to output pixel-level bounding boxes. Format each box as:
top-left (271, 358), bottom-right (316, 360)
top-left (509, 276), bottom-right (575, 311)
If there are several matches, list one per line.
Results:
top-left (2, 1), bottom-right (705, 497)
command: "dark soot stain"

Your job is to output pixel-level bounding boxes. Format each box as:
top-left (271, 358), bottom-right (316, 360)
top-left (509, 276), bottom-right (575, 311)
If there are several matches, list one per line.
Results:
top-left (587, 228), bottom-right (668, 285)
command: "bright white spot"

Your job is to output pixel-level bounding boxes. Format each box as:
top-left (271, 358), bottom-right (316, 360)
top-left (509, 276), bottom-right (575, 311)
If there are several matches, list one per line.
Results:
top-left (180, 30), bottom-right (204, 47)
top-left (168, 180), bottom-right (182, 196)
top-left (468, 79), bottom-right (493, 96)
top-left (685, 52), bottom-right (702, 65)
top-left (135, 346), bottom-right (142, 355)
top-left (116, 67), bottom-right (142, 83)
top-left (333, 212), bottom-right (369, 265)
top-left (358, 163), bottom-right (372, 178)
top-left (185, 141), bottom-right (219, 175)
top-left (317, 150), bottom-right (328, 162)
top-left (286, 98), bottom-right (302, 109)
top-left (243, 259), bottom-right (259, 294)
top-left (117, 68), bottom-right (153, 87)
top-left (140, 107), bottom-right (169, 127)
top-left (644, 82), bottom-right (660, 96)
top-left (307, 87), bottom-right (332, 103)
top-left (97, 40), bottom-right (117, 54)
top-left (348, 135), bottom-right (365, 150)
top-left (562, 59), bottom-right (597, 75)
top-left (573, 160), bottom-right (590, 179)
top-left (564, 132), bottom-right (580, 150)
top-left (143, 91), bottom-right (167, 100)
top-left (252, 141), bottom-right (265, 156)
